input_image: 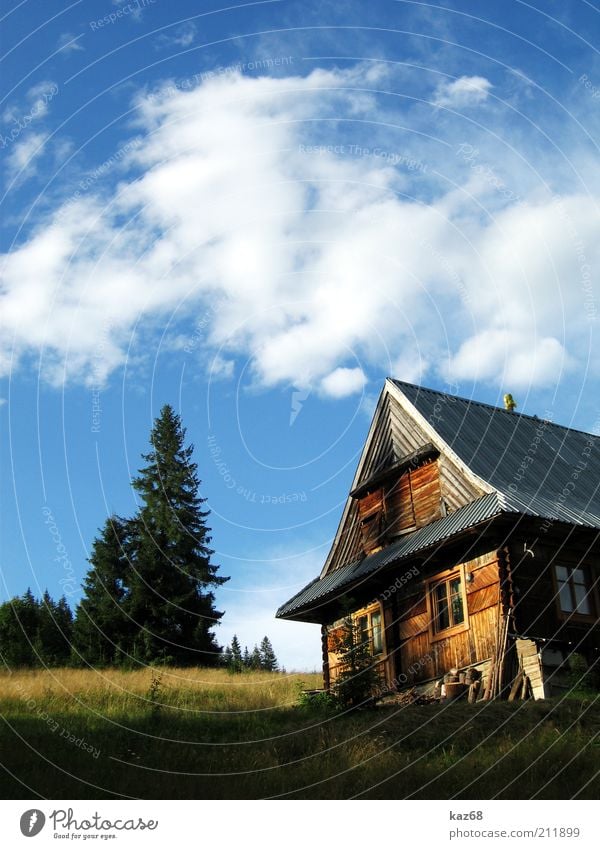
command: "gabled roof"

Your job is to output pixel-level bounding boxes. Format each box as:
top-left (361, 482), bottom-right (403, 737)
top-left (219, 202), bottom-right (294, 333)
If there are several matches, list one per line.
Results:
top-left (390, 380), bottom-right (600, 528)
top-left (277, 379), bottom-right (600, 622)
top-left (277, 491), bottom-right (512, 621)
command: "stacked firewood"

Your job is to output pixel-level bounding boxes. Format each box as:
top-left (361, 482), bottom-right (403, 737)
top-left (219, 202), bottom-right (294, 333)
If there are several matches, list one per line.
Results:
top-left (385, 687), bottom-right (439, 706)
top-left (435, 667), bottom-right (482, 702)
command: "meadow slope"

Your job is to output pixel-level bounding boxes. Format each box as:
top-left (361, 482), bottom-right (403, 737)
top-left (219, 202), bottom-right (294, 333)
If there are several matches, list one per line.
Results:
top-left (1, 668), bottom-right (598, 799)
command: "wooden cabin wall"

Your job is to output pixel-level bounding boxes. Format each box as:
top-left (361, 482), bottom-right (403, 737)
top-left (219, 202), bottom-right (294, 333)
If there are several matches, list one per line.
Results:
top-left (325, 606), bottom-right (395, 689)
top-left (385, 473), bottom-right (415, 535)
top-left (509, 541), bottom-right (558, 639)
top-left (326, 621), bottom-right (343, 684)
top-left (396, 552), bottom-right (502, 683)
top-left (509, 534), bottom-right (600, 649)
top-left (411, 460), bottom-right (443, 527)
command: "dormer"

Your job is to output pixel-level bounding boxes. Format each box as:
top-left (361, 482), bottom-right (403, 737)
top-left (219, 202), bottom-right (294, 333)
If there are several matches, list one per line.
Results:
top-left (351, 444), bottom-right (442, 555)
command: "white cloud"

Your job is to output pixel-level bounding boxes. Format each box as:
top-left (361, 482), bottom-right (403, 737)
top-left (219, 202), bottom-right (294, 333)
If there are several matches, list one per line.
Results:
top-left (24, 80), bottom-right (58, 119)
top-left (5, 131), bottom-right (47, 180)
top-left (446, 330), bottom-right (567, 388)
top-left (155, 22), bottom-right (197, 50)
top-left (320, 367), bottom-right (366, 398)
top-left (216, 543), bottom-right (324, 671)
top-left (434, 75), bottom-right (492, 108)
top-left (2, 80), bottom-right (58, 126)
top-left (1, 80), bottom-right (57, 183)
top-left (57, 33), bottom-right (84, 53)
top-left (0, 65), bottom-right (597, 396)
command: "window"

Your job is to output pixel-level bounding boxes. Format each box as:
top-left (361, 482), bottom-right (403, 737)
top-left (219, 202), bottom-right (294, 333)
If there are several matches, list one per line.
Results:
top-left (554, 565), bottom-right (595, 616)
top-left (355, 607), bottom-right (384, 655)
top-left (357, 489), bottom-right (385, 554)
top-left (429, 570), bottom-right (466, 636)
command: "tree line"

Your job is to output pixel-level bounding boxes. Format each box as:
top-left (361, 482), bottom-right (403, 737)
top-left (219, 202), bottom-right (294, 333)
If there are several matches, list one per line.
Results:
top-left (0, 405), bottom-right (278, 671)
top-left (223, 634), bottom-right (279, 673)
top-left (0, 589), bottom-right (73, 668)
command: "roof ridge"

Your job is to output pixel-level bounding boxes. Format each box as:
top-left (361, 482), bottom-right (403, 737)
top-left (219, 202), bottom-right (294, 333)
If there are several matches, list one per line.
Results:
top-left (389, 378), bottom-right (600, 440)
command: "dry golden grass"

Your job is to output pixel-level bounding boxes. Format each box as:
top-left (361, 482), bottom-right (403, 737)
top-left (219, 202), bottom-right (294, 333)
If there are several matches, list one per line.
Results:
top-left (0, 667), bottom-right (323, 715)
top-left (1, 667), bottom-right (599, 799)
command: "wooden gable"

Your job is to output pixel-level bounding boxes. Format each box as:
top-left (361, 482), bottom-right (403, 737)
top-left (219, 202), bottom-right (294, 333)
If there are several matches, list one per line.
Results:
top-left (321, 380), bottom-right (489, 575)
top-left (354, 457), bottom-right (444, 555)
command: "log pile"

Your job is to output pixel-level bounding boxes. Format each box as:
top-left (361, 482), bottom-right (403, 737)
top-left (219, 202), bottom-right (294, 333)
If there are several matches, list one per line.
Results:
top-left (383, 687), bottom-right (439, 706)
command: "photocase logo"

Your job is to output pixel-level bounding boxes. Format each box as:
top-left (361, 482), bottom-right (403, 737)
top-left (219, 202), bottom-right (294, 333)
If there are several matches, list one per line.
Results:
top-left (20, 809), bottom-right (46, 837)
top-left (290, 387), bottom-right (310, 426)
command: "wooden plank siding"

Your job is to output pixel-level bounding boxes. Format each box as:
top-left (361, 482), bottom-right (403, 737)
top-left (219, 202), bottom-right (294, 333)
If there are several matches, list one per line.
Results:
top-left (388, 399), bottom-right (484, 510)
top-left (325, 392), bottom-right (486, 573)
top-left (327, 395), bottom-right (395, 571)
top-left (397, 552), bottom-right (501, 684)
top-left (385, 473), bottom-right (415, 535)
top-left (355, 459), bottom-right (443, 555)
top-left (411, 460), bottom-right (442, 527)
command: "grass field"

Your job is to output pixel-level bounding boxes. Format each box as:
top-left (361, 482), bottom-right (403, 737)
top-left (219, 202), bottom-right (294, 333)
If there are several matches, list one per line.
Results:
top-left (1, 667), bottom-right (599, 799)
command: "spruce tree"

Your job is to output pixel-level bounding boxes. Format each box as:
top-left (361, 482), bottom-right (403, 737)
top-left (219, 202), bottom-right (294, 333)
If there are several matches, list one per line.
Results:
top-left (259, 636), bottom-right (278, 672)
top-left (129, 405), bottom-right (228, 665)
top-left (36, 591), bottom-right (73, 666)
top-left (250, 645), bottom-right (262, 670)
top-left (0, 590), bottom-right (38, 667)
top-left (0, 589), bottom-right (73, 668)
top-left (72, 516), bottom-right (134, 666)
top-left (329, 616), bottom-right (382, 709)
top-left (228, 634), bottom-right (243, 672)
top-left (243, 646), bottom-right (251, 668)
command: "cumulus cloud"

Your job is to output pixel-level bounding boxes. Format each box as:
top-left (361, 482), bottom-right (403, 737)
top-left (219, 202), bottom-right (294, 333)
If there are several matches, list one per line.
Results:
top-left (1, 80), bottom-right (58, 182)
top-left (0, 65), bottom-right (596, 394)
top-left (320, 367), bottom-right (367, 398)
top-left (434, 75), bottom-right (493, 107)
top-left (2, 80), bottom-right (58, 126)
top-left (5, 131), bottom-right (47, 180)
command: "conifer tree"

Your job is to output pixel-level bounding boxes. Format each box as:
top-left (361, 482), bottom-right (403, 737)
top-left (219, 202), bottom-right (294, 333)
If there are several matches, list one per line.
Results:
top-left (329, 615), bottom-right (381, 709)
top-left (243, 646), bottom-right (251, 668)
top-left (0, 589), bottom-right (38, 667)
top-left (72, 516), bottom-right (134, 666)
top-left (129, 405), bottom-right (228, 665)
top-left (259, 636), bottom-right (278, 672)
top-left (250, 645), bottom-right (262, 670)
top-left (228, 634), bottom-right (243, 672)
top-left (0, 589), bottom-right (73, 668)
top-left (36, 591), bottom-right (73, 666)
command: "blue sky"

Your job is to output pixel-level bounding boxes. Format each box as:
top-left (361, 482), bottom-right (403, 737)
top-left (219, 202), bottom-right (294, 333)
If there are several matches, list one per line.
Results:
top-left (1, 0), bottom-right (599, 669)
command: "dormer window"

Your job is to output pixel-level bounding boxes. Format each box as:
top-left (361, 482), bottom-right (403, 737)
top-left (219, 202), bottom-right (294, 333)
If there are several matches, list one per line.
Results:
top-left (352, 445), bottom-right (442, 556)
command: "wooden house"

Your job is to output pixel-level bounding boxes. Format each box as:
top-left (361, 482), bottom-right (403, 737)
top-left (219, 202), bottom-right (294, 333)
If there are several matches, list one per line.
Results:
top-left (277, 380), bottom-right (600, 700)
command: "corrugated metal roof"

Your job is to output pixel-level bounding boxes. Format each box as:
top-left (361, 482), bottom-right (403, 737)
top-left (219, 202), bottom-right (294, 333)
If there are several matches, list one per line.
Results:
top-left (276, 491), bottom-right (508, 618)
top-left (277, 380), bottom-right (600, 621)
top-left (392, 381), bottom-right (600, 527)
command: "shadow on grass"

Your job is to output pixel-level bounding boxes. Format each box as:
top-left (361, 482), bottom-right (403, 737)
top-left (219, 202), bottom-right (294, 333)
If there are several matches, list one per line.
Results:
top-left (1, 698), bottom-right (599, 799)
